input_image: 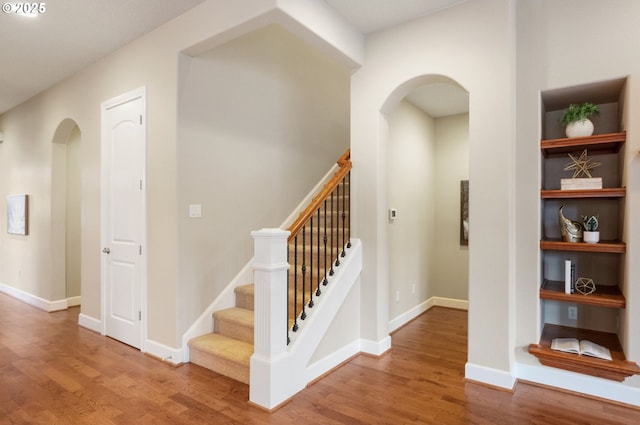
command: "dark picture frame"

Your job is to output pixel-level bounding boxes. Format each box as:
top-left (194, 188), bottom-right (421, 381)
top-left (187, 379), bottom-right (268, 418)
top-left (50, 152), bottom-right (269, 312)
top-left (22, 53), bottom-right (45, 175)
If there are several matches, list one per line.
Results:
top-left (460, 180), bottom-right (468, 245)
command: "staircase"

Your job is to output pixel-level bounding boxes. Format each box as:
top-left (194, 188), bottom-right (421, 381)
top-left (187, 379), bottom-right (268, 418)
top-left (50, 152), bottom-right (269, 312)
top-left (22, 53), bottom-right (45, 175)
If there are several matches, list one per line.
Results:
top-left (188, 284), bottom-right (255, 384)
top-left (188, 151), bottom-right (351, 386)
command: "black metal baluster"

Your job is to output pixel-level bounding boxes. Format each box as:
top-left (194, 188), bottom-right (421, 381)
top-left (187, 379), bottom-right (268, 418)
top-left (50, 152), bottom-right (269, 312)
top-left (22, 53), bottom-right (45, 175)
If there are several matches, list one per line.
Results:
top-left (309, 218), bottom-right (314, 308)
top-left (323, 199), bottom-right (329, 285)
top-left (301, 226), bottom-right (307, 320)
top-left (329, 190), bottom-right (335, 276)
top-left (292, 235), bottom-right (299, 332)
top-left (347, 171), bottom-right (351, 249)
top-left (335, 183), bottom-right (341, 268)
top-left (316, 208), bottom-right (322, 296)
top-left (341, 176), bottom-right (346, 257)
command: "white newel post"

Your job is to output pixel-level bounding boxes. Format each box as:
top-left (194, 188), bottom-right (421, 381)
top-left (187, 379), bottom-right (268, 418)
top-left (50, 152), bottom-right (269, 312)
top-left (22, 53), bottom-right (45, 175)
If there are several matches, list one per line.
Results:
top-left (249, 228), bottom-right (291, 409)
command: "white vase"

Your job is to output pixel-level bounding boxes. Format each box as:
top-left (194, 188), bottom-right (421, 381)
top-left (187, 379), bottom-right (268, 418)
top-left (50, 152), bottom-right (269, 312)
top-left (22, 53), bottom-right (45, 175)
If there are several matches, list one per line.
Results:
top-left (583, 231), bottom-right (600, 244)
top-left (565, 119), bottom-right (594, 138)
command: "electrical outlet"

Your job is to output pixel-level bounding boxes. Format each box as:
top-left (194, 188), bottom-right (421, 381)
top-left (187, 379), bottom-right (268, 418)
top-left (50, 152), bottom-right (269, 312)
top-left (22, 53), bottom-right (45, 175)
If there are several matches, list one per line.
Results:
top-left (568, 306), bottom-right (577, 320)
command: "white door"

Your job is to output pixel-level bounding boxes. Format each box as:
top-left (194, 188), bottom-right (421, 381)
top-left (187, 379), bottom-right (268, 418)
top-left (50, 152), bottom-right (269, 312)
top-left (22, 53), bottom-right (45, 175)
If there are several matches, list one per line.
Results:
top-left (101, 87), bottom-right (146, 349)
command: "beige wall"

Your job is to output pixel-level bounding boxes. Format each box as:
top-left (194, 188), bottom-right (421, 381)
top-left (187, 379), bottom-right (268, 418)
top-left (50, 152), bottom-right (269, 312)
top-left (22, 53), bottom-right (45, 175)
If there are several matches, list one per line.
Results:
top-left (352, 0), bottom-right (516, 375)
top-left (386, 101), bottom-right (469, 323)
top-left (434, 113), bottom-right (469, 300)
top-left (387, 100), bottom-right (436, 319)
top-left (0, 0), bottom-right (361, 350)
top-left (176, 25), bottom-right (350, 335)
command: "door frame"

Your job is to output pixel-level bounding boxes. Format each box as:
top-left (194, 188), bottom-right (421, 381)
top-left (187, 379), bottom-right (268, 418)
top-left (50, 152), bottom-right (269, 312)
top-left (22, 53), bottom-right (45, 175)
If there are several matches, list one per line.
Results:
top-left (100, 86), bottom-right (148, 351)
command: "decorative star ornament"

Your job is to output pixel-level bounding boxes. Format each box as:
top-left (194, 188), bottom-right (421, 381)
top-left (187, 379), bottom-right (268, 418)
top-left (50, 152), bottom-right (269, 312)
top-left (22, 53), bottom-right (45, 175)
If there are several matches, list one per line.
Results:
top-left (563, 149), bottom-right (601, 178)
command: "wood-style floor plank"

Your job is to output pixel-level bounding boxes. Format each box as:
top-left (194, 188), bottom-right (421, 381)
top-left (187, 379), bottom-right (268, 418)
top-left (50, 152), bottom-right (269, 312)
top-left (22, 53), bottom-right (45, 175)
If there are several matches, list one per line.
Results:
top-left (1, 292), bottom-right (639, 424)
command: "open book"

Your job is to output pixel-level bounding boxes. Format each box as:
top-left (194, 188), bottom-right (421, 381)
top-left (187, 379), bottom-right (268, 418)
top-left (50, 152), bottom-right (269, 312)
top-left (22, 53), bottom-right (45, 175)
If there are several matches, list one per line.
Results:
top-left (551, 338), bottom-right (612, 361)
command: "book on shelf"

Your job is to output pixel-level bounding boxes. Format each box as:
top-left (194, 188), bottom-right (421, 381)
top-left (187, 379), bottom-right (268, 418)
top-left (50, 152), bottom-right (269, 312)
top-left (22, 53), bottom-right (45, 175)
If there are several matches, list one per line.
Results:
top-left (551, 338), bottom-right (612, 361)
top-left (564, 259), bottom-right (575, 294)
top-left (560, 177), bottom-right (602, 190)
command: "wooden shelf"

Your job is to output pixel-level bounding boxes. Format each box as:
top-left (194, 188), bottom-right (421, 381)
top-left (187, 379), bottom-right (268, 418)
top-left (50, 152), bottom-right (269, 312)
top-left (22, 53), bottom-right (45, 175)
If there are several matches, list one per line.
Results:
top-left (541, 188), bottom-right (626, 199)
top-left (541, 132), bottom-right (626, 157)
top-left (528, 324), bottom-right (640, 381)
top-left (540, 280), bottom-right (625, 308)
top-left (540, 239), bottom-right (626, 253)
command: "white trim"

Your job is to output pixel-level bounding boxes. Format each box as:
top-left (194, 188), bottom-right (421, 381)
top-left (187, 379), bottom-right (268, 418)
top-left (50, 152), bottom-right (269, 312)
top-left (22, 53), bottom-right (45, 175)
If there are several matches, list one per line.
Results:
top-left (78, 313), bottom-right (102, 333)
top-left (465, 362), bottom-right (517, 390)
top-left (100, 86), bottom-right (148, 352)
top-left (388, 296), bottom-right (468, 333)
top-left (516, 353), bottom-right (640, 407)
top-left (360, 336), bottom-right (392, 357)
top-left (67, 296), bottom-right (81, 307)
top-left (433, 296), bottom-right (468, 310)
top-left (145, 339), bottom-right (184, 366)
top-left (306, 340), bottom-right (361, 383)
top-left (0, 282), bottom-right (68, 312)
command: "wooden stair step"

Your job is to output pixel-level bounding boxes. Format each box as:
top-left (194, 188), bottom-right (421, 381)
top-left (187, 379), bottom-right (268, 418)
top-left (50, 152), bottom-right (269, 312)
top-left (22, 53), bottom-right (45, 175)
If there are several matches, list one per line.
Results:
top-left (188, 333), bottom-right (252, 384)
top-left (213, 307), bottom-right (254, 344)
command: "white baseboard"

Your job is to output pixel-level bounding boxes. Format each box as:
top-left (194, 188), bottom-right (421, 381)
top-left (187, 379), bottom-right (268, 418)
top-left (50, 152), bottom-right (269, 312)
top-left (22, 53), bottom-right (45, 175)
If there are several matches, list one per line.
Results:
top-left (306, 340), bottom-right (361, 383)
top-left (465, 362), bottom-right (516, 390)
top-left (360, 335), bottom-right (392, 356)
top-left (78, 313), bottom-right (102, 333)
top-left (389, 296), bottom-right (468, 333)
top-left (145, 339), bottom-right (184, 366)
top-left (516, 359), bottom-right (640, 407)
top-left (67, 296), bottom-right (82, 307)
top-left (433, 296), bottom-right (468, 310)
top-left (0, 282), bottom-right (70, 312)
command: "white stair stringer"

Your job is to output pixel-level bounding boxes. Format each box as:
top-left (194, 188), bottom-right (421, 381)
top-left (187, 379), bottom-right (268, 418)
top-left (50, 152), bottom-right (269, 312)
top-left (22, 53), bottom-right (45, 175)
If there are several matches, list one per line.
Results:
top-left (250, 238), bottom-right (362, 410)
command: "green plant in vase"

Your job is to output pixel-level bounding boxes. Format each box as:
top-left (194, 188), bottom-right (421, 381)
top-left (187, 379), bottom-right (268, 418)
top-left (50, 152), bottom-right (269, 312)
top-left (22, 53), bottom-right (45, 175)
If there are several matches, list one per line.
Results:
top-left (582, 214), bottom-right (599, 244)
top-left (562, 102), bottom-right (599, 138)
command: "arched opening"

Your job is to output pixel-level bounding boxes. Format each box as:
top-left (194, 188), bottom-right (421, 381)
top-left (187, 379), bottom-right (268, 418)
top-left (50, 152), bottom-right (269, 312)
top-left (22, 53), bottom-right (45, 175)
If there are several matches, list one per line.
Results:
top-left (383, 75), bottom-right (469, 329)
top-left (51, 119), bottom-right (82, 305)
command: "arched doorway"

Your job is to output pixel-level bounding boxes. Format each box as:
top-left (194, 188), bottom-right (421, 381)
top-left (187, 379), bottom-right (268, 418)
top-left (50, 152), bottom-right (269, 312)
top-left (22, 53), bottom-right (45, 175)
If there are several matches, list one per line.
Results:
top-left (382, 75), bottom-right (470, 330)
top-left (51, 119), bottom-right (82, 306)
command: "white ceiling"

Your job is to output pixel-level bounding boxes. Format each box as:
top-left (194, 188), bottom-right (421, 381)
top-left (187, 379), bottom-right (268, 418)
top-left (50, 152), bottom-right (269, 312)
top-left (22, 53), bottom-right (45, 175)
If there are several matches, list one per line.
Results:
top-left (324, 0), bottom-right (466, 34)
top-left (0, 0), bottom-right (468, 116)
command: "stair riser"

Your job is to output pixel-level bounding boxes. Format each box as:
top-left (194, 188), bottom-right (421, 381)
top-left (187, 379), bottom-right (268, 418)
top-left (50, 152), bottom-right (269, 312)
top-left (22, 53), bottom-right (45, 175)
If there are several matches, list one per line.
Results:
top-left (190, 348), bottom-right (250, 384)
top-left (235, 291), bottom-right (254, 311)
top-left (214, 318), bottom-right (254, 344)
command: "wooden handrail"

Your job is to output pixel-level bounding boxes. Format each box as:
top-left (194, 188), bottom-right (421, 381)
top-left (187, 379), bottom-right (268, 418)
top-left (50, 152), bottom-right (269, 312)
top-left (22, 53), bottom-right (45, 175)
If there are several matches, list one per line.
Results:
top-left (288, 150), bottom-right (351, 243)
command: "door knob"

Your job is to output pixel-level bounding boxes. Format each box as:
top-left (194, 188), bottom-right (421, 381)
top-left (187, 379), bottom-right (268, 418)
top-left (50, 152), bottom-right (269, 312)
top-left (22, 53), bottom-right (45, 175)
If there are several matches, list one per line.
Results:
top-left (103, 247), bottom-right (110, 254)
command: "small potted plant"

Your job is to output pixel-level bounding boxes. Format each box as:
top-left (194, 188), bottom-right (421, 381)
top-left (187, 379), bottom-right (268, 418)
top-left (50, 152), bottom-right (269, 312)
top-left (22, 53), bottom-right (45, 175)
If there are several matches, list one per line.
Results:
top-left (582, 214), bottom-right (599, 243)
top-left (561, 102), bottom-right (599, 138)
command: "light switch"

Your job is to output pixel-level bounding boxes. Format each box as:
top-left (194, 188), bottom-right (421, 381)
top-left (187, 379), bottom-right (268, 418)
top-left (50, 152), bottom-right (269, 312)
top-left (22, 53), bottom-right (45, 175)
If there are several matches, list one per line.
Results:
top-left (189, 204), bottom-right (202, 218)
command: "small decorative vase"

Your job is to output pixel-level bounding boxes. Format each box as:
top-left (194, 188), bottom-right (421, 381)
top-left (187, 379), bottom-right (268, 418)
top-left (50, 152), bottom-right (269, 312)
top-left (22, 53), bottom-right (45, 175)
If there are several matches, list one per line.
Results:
top-left (583, 231), bottom-right (600, 244)
top-left (559, 206), bottom-right (583, 242)
top-left (566, 119), bottom-right (594, 138)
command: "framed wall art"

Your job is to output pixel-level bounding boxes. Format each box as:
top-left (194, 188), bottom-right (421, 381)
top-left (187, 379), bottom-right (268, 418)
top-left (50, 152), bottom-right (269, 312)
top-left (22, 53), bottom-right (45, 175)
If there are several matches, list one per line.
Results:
top-left (460, 180), bottom-right (468, 246)
top-left (7, 194), bottom-right (28, 235)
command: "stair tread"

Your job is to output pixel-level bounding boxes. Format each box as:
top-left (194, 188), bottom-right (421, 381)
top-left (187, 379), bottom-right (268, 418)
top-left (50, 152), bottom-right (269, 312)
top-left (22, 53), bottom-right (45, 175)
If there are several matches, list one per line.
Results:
top-left (235, 284), bottom-right (254, 296)
top-left (189, 333), bottom-right (253, 364)
top-left (213, 307), bottom-right (254, 326)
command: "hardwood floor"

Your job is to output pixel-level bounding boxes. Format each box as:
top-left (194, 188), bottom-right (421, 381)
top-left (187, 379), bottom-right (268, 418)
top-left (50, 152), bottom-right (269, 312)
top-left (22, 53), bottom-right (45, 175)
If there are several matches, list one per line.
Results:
top-left (1, 292), bottom-right (638, 424)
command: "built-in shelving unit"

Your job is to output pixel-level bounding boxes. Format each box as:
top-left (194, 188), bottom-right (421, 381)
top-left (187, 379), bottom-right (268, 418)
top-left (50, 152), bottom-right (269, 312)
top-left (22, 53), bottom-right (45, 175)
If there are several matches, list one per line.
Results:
top-left (528, 78), bottom-right (639, 381)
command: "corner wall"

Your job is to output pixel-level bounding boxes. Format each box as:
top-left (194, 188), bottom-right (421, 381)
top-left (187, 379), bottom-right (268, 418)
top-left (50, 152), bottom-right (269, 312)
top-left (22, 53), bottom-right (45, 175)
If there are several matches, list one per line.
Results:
top-left (515, 0), bottom-right (640, 396)
top-left (351, 0), bottom-right (516, 383)
top-left (176, 24), bottom-right (350, 336)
